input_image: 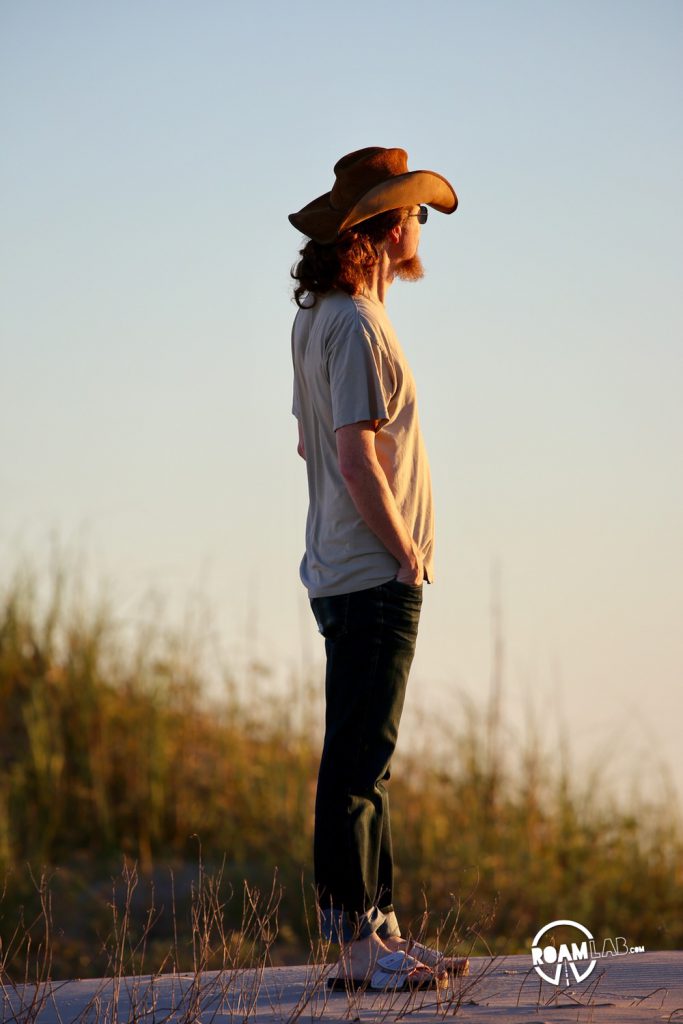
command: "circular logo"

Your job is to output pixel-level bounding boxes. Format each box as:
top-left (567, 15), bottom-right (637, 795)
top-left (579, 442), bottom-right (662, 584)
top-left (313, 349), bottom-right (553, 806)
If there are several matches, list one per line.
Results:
top-left (531, 919), bottom-right (597, 986)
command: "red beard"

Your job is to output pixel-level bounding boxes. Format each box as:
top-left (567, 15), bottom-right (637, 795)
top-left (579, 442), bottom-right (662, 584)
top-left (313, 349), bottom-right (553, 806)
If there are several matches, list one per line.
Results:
top-left (395, 254), bottom-right (425, 282)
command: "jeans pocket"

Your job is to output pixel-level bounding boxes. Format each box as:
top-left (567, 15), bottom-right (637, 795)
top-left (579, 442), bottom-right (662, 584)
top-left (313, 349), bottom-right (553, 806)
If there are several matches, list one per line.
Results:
top-left (310, 594), bottom-right (349, 641)
top-left (386, 578), bottom-right (423, 595)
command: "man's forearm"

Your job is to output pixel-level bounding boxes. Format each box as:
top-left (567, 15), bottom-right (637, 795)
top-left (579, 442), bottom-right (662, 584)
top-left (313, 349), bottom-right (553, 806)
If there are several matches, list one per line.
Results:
top-left (340, 455), bottom-right (420, 576)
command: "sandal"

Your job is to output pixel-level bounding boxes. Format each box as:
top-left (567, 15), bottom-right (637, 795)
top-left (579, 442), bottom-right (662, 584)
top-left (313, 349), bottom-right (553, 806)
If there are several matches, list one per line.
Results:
top-left (371, 951), bottom-right (448, 991)
top-left (327, 951), bottom-right (447, 992)
top-left (406, 940), bottom-right (470, 975)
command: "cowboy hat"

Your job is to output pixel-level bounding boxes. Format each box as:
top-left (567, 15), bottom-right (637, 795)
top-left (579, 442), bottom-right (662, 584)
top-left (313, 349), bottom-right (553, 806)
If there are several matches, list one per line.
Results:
top-left (289, 146), bottom-right (458, 244)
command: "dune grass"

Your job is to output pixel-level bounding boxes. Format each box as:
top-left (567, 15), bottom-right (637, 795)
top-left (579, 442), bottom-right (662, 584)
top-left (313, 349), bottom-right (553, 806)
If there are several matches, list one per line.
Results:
top-left (0, 557), bottom-right (681, 981)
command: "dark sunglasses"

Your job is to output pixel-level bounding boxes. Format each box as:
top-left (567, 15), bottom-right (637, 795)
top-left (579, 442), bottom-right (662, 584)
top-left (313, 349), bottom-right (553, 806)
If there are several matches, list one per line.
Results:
top-left (407, 205), bottom-right (428, 224)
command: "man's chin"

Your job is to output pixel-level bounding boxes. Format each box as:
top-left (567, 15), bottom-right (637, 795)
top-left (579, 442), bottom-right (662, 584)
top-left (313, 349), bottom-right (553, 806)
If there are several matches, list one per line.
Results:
top-left (395, 255), bottom-right (425, 282)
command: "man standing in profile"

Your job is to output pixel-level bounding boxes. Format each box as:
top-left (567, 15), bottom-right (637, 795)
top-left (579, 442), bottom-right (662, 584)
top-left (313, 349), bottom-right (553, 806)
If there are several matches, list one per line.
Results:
top-left (289, 147), bottom-right (465, 991)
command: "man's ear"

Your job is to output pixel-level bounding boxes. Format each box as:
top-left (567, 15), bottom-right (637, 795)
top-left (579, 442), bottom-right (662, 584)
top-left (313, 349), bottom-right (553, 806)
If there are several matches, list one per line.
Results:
top-left (387, 222), bottom-right (403, 245)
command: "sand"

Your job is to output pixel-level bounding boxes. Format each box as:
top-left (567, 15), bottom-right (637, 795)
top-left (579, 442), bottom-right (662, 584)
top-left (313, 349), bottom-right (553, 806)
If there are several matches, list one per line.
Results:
top-left (2, 950), bottom-right (681, 1023)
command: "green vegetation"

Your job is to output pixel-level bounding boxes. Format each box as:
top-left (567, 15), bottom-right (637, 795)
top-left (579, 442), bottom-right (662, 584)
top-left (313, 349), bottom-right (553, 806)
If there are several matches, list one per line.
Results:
top-left (1, 559), bottom-right (681, 980)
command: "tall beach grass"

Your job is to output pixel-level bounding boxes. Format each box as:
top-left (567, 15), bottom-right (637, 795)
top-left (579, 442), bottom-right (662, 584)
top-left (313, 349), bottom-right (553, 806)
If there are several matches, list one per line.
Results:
top-left (1, 556), bottom-right (681, 980)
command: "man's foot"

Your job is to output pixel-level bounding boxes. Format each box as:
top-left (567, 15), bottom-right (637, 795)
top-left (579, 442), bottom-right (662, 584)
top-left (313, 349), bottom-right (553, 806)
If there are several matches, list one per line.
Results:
top-left (330, 931), bottom-right (389, 983)
top-left (384, 935), bottom-right (470, 975)
top-left (368, 950), bottom-right (449, 991)
top-left (328, 932), bottom-right (443, 990)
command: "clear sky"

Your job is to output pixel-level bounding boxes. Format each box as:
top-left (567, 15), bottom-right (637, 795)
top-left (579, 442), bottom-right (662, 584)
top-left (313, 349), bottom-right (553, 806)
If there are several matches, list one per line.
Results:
top-left (2, 1), bottom-right (682, 803)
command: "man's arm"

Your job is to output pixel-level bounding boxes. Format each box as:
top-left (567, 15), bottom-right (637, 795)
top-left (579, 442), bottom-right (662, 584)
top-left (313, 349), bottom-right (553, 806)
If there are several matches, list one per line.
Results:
top-left (296, 420), bottom-right (306, 460)
top-left (336, 420), bottom-right (422, 585)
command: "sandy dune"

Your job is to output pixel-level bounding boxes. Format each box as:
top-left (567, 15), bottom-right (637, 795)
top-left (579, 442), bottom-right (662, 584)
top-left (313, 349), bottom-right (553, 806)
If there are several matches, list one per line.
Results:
top-left (2, 950), bottom-right (681, 1023)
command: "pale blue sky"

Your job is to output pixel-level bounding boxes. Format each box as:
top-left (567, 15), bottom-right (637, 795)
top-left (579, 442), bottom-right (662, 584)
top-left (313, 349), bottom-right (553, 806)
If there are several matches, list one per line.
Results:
top-left (2, 1), bottom-right (682, 800)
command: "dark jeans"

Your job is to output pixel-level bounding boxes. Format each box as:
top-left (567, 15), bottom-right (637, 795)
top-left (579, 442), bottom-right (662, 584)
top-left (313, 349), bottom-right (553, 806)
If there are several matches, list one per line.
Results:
top-left (310, 578), bottom-right (423, 944)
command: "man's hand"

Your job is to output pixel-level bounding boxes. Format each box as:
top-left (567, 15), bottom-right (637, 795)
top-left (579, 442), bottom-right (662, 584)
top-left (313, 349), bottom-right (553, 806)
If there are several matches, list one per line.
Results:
top-left (336, 420), bottom-right (422, 581)
top-left (396, 554), bottom-right (423, 587)
top-left (297, 420), bottom-right (306, 460)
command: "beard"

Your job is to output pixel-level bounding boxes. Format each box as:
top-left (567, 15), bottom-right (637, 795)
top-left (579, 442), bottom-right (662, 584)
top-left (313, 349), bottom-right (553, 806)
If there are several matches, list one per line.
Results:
top-left (394, 253), bottom-right (425, 282)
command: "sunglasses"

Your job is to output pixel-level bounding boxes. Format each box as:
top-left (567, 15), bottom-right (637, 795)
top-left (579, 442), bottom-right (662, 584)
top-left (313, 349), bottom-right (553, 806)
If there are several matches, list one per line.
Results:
top-left (407, 205), bottom-right (428, 224)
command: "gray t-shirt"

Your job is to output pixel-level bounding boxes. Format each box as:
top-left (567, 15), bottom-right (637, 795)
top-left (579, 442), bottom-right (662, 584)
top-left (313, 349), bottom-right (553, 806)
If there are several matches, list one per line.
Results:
top-left (291, 290), bottom-right (434, 598)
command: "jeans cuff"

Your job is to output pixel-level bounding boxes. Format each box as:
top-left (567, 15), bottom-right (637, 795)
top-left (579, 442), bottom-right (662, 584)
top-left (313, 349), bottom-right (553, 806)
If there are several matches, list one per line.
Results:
top-left (376, 908), bottom-right (401, 939)
top-left (320, 905), bottom-right (398, 944)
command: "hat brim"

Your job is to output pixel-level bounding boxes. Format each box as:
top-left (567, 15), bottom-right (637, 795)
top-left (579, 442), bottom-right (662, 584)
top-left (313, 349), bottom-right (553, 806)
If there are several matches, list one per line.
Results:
top-left (289, 169), bottom-right (457, 245)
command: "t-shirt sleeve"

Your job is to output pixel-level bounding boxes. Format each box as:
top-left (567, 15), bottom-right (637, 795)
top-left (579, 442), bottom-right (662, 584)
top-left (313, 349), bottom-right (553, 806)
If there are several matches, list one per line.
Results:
top-left (292, 377), bottom-right (301, 419)
top-left (326, 318), bottom-right (394, 431)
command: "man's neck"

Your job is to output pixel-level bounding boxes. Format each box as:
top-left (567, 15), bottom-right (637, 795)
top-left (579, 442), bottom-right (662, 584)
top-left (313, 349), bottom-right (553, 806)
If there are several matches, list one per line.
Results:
top-left (358, 252), bottom-right (395, 305)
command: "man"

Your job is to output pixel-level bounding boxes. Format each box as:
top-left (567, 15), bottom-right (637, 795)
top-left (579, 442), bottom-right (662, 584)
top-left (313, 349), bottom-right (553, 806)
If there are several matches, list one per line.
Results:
top-left (289, 147), bottom-right (465, 991)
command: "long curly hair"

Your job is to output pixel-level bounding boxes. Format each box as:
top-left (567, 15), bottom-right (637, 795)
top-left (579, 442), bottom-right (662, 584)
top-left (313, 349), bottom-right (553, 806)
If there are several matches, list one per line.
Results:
top-left (291, 208), bottom-right (408, 308)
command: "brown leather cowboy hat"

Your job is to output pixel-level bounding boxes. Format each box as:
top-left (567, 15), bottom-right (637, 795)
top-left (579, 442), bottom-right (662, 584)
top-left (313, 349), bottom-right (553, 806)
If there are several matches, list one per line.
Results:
top-left (289, 146), bottom-right (458, 245)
